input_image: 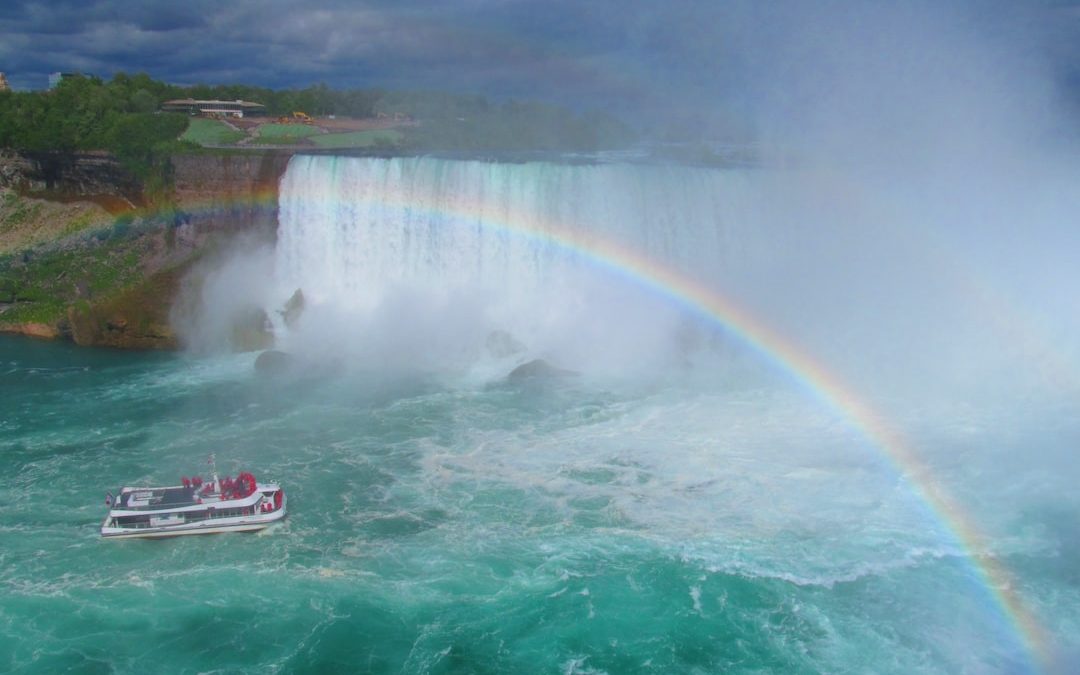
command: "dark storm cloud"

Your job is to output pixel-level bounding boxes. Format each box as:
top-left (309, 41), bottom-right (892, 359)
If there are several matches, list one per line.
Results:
top-left (0, 0), bottom-right (669, 94)
top-left (0, 0), bottom-right (1077, 129)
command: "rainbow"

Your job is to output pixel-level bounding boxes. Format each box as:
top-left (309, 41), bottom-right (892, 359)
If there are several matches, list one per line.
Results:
top-left (184, 157), bottom-right (1054, 671)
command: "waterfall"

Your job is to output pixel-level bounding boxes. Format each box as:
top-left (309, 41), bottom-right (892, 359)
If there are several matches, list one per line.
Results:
top-left (276, 155), bottom-right (759, 302)
top-left (273, 155), bottom-right (765, 369)
top-left (170, 151), bottom-right (1073, 398)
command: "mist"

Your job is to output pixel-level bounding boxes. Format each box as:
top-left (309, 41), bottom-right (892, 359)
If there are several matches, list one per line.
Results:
top-left (174, 1), bottom-right (1080, 404)
top-left (675, 0), bottom-right (1080, 404)
top-left (171, 234), bottom-right (278, 355)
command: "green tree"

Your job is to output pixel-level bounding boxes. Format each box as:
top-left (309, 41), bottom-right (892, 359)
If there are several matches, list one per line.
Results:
top-left (130, 89), bottom-right (157, 114)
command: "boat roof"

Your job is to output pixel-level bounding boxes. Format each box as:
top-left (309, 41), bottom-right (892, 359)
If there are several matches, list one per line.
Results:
top-left (120, 486), bottom-right (196, 508)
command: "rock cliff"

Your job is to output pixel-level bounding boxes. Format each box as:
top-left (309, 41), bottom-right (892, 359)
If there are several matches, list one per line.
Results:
top-left (0, 150), bottom-right (142, 209)
top-left (0, 150), bottom-right (295, 349)
top-left (170, 152), bottom-right (292, 236)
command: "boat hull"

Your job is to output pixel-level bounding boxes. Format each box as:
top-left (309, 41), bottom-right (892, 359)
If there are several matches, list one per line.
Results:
top-left (101, 520), bottom-right (278, 540)
top-left (101, 493), bottom-right (287, 540)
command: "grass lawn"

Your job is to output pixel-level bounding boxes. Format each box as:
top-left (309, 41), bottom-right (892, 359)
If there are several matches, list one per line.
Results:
top-left (309, 129), bottom-right (404, 148)
top-left (180, 118), bottom-right (247, 145)
top-left (255, 124), bottom-right (323, 140)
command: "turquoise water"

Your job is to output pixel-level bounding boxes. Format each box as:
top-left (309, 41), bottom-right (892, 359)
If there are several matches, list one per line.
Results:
top-left (2, 334), bottom-right (1078, 674)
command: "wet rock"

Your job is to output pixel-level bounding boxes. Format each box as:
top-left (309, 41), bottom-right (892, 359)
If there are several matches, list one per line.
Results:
top-left (280, 288), bottom-right (305, 328)
top-left (506, 358), bottom-right (579, 381)
top-left (254, 350), bottom-right (296, 375)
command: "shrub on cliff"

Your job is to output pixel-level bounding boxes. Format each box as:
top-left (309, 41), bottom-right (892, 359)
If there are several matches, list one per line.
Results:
top-left (101, 112), bottom-right (191, 195)
top-left (103, 113), bottom-right (189, 161)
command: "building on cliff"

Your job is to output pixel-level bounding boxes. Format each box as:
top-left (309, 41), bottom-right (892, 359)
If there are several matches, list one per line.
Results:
top-left (0, 72), bottom-right (9, 92)
top-left (161, 98), bottom-right (266, 118)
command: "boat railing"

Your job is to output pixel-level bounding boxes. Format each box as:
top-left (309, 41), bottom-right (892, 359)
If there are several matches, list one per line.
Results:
top-left (109, 503), bottom-right (278, 529)
top-left (117, 500), bottom-right (203, 512)
top-left (117, 491), bottom-right (266, 512)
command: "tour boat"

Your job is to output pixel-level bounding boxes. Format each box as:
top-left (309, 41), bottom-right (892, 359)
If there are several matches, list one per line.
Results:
top-left (101, 458), bottom-right (286, 540)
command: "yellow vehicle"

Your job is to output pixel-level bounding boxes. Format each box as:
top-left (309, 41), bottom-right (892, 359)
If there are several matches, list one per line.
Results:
top-left (276, 112), bottom-right (314, 124)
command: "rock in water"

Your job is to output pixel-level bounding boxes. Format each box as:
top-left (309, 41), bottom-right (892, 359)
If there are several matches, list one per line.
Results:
top-left (254, 350), bottom-right (296, 375)
top-left (280, 288), bottom-right (305, 328)
top-left (506, 359), bottom-right (579, 381)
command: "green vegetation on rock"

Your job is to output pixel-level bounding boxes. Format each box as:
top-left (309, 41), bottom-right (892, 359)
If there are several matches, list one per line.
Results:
top-left (0, 189), bottom-right (112, 254)
top-left (0, 208), bottom-right (196, 348)
top-left (61, 209), bottom-right (105, 238)
top-left (0, 219), bottom-right (147, 326)
top-left (0, 196), bottom-right (42, 229)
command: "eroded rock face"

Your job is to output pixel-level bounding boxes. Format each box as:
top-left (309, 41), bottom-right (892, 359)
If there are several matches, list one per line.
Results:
top-left (0, 152), bottom-right (38, 191)
top-left (0, 150), bottom-right (142, 205)
top-left (14, 322), bottom-right (59, 339)
top-left (63, 265), bottom-right (185, 350)
top-left (170, 153), bottom-right (292, 237)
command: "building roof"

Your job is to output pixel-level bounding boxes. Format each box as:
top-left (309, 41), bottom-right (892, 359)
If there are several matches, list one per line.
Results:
top-left (162, 98), bottom-right (265, 108)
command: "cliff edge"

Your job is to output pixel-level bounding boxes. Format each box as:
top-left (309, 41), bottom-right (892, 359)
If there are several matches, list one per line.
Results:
top-left (0, 150), bottom-right (293, 348)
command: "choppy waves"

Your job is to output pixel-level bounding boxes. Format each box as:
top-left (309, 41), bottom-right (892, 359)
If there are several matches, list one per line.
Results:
top-left (1, 337), bottom-right (1077, 672)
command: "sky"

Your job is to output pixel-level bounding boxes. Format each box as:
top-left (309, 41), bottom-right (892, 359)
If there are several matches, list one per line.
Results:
top-left (0, 0), bottom-right (1078, 134)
